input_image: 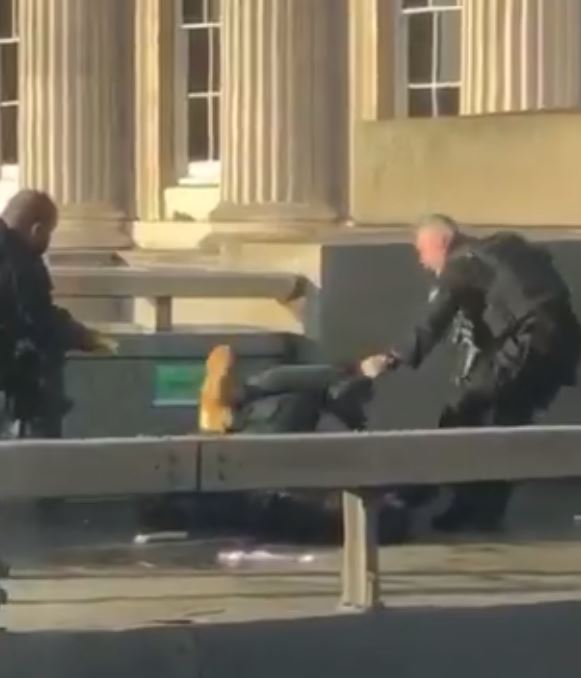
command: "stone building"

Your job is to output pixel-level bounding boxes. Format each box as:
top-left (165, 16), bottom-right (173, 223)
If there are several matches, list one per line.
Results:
top-left (1, 0), bottom-right (581, 334)
top-left (0, 0), bottom-right (578, 245)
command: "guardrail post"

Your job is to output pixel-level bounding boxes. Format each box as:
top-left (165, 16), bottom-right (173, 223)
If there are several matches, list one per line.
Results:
top-left (340, 489), bottom-right (381, 611)
top-left (155, 296), bottom-right (173, 331)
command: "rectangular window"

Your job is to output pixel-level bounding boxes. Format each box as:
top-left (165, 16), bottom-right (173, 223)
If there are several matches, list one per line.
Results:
top-left (401, 0), bottom-right (461, 117)
top-left (181, 0), bottom-right (221, 182)
top-left (0, 0), bottom-right (18, 166)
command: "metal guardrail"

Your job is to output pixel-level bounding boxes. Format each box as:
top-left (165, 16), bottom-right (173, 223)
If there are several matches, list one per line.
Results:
top-left (2, 426), bottom-right (581, 610)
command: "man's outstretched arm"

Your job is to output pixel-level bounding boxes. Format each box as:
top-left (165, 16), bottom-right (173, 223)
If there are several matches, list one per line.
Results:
top-left (361, 277), bottom-right (462, 378)
top-left (29, 260), bottom-right (118, 355)
top-left (47, 306), bottom-right (118, 354)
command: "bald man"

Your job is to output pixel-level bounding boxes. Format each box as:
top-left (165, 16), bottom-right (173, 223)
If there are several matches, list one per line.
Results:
top-left (361, 215), bottom-right (580, 533)
top-left (0, 190), bottom-right (115, 438)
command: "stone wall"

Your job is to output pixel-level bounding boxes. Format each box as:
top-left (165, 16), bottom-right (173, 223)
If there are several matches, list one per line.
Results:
top-left (353, 112), bottom-right (581, 227)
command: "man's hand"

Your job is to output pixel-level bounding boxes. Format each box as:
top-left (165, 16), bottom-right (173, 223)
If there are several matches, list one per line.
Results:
top-left (360, 355), bottom-right (387, 379)
top-left (89, 333), bottom-right (119, 355)
top-left (360, 353), bottom-right (396, 379)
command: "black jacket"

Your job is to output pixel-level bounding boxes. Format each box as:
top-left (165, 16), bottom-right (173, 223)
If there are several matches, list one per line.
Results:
top-left (395, 233), bottom-right (574, 369)
top-left (0, 221), bottom-right (95, 364)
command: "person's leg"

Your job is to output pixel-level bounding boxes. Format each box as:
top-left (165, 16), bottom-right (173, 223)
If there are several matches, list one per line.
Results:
top-left (434, 339), bottom-right (567, 534)
top-left (392, 387), bottom-right (490, 528)
top-left (468, 398), bottom-right (536, 531)
top-left (432, 357), bottom-right (501, 533)
top-left (443, 395), bottom-right (537, 533)
top-left (475, 347), bottom-right (573, 530)
top-left (475, 306), bottom-right (581, 530)
top-left (25, 365), bottom-right (70, 523)
top-left (28, 362), bottom-right (70, 439)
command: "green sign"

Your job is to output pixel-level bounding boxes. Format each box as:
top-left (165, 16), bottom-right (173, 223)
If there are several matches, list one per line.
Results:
top-left (153, 362), bottom-right (206, 407)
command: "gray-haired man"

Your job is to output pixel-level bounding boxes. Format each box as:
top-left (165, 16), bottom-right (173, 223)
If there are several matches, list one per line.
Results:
top-left (361, 215), bottom-right (580, 533)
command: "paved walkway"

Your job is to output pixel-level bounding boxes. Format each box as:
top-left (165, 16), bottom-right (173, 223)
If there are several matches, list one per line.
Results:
top-left (2, 537), bottom-right (581, 632)
top-left (0, 484), bottom-right (579, 633)
top-left (1, 500), bottom-right (581, 678)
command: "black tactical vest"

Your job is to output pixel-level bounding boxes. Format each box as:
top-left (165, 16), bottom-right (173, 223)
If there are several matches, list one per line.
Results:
top-left (465, 233), bottom-right (569, 337)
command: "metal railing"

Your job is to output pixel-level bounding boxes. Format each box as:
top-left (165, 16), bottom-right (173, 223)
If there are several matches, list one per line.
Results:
top-left (1, 425), bottom-right (581, 610)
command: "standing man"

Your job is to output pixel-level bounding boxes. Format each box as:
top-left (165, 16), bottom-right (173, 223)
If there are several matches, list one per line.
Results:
top-left (361, 214), bottom-right (580, 533)
top-left (0, 189), bottom-right (117, 438)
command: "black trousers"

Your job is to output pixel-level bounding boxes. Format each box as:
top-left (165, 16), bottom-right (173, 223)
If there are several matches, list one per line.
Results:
top-left (438, 310), bottom-right (580, 526)
top-left (18, 363), bottom-right (68, 440)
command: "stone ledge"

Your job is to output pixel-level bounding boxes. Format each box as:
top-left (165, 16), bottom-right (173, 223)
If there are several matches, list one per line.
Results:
top-left (48, 249), bottom-right (126, 267)
top-left (51, 266), bottom-right (305, 303)
top-left (52, 219), bottom-right (133, 250)
top-left (132, 221), bottom-right (213, 251)
top-left (122, 222), bottom-right (581, 258)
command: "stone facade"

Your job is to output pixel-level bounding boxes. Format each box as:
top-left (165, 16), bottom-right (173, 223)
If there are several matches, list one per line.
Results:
top-left (211, 0), bottom-right (348, 227)
top-left (2, 0), bottom-right (580, 249)
top-left (19, 0), bottom-right (134, 248)
top-left (460, 0), bottom-right (581, 114)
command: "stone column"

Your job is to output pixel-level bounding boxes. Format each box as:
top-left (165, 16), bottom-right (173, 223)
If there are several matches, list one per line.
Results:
top-left (19, 0), bottom-right (133, 248)
top-left (211, 0), bottom-right (348, 227)
top-left (134, 0), bottom-right (178, 223)
top-left (348, 0), bottom-right (398, 216)
top-left (349, 0), bottom-right (398, 123)
top-left (461, 0), bottom-right (581, 114)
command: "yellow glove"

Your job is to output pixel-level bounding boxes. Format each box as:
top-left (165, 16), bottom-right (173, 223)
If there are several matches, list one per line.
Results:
top-left (90, 333), bottom-right (119, 355)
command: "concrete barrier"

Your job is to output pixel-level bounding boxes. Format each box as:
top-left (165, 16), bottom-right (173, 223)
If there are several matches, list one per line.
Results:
top-left (4, 601), bottom-right (581, 678)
